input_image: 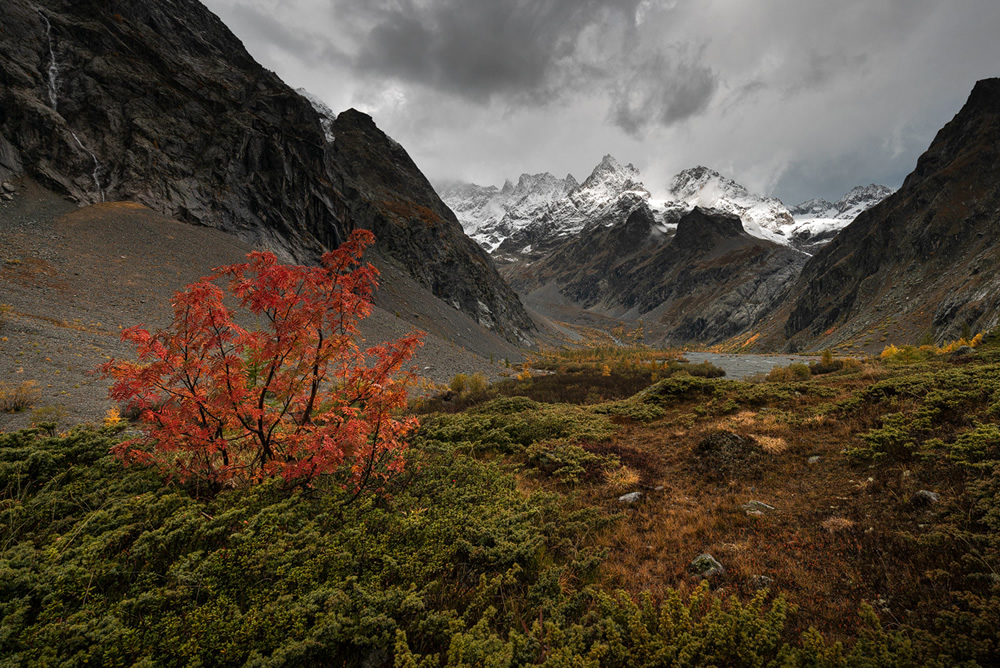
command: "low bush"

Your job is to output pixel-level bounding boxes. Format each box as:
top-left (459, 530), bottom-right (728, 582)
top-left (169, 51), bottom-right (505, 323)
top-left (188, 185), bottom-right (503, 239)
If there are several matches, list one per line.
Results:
top-left (766, 362), bottom-right (812, 382)
top-left (6, 425), bottom-right (954, 665)
top-left (0, 380), bottom-right (41, 412)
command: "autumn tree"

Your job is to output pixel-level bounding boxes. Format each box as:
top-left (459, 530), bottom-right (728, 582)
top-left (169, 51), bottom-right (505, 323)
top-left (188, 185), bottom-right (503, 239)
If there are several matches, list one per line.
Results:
top-left (101, 230), bottom-right (422, 492)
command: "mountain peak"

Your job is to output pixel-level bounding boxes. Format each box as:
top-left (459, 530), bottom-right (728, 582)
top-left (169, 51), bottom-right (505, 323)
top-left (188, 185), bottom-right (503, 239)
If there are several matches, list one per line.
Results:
top-left (668, 166), bottom-right (750, 203)
top-left (571, 154), bottom-right (649, 210)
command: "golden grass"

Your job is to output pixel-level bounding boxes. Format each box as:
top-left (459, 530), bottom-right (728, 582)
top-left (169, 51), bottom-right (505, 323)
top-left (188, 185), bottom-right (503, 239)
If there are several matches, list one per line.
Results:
top-left (821, 517), bottom-right (856, 534)
top-left (751, 435), bottom-right (788, 454)
top-left (603, 464), bottom-right (641, 491)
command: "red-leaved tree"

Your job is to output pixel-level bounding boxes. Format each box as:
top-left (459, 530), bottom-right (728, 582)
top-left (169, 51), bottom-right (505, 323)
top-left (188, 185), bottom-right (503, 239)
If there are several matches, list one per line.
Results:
top-left (101, 230), bottom-right (422, 492)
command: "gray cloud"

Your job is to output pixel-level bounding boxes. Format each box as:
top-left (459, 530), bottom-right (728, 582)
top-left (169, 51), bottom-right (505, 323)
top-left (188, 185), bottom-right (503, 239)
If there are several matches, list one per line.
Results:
top-left (608, 45), bottom-right (718, 135)
top-left (203, 0), bottom-right (1000, 204)
top-left (345, 0), bottom-right (641, 104)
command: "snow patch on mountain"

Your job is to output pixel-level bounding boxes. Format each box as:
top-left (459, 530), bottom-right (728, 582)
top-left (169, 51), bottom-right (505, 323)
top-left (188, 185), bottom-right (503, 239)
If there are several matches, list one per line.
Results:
top-left (785, 184), bottom-right (895, 251)
top-left (296, 88), bottom-right (337, 143)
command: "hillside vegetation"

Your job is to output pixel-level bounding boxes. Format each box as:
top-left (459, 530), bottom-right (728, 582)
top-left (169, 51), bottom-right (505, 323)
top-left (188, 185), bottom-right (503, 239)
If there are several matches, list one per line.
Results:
top-left (3, 341), bottom-right (1000, 665)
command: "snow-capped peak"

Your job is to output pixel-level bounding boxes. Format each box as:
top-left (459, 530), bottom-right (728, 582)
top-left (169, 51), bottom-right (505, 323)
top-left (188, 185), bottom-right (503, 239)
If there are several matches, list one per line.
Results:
top-left (832, 184), bottom-right (895, 220)
top-left (571, 155), bottom-right (649, 213)
top-left (666, 166), bottom-right (793, 244)
top-left (791, 184), bottom-right (895, 221)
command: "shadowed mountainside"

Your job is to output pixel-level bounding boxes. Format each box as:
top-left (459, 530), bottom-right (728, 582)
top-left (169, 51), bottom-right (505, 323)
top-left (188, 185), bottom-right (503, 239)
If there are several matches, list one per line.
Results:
top-left (507, 207), bottom-right (806, 345)
top-left (775, 78), bottom-right (1000, 350)
top-left (0, 0), bottom-right (534, 345)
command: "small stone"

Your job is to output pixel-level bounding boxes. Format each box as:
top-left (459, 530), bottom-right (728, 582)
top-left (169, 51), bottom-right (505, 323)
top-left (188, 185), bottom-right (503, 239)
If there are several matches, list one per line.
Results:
top-left (1, 193), bottom-right (12, 201)
top-left (1, 182), bottom-right (15, 193)
top-left (742, 500), bottom-right (776, 514)
top-left (750, 575), bottom-right (774, 591)
top-left (910, 490), bottom-right (940, 506)
top-left (618, 491), bottom-right (643, 504)
top-left (807, 456), bottom-right (821, 465)
top-left (689, 553), bottom-right (725, 579)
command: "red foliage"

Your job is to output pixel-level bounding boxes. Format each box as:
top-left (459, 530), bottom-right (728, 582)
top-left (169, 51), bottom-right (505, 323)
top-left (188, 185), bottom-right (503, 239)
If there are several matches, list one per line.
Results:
top-left (101, 230), bottom-right (422, 491)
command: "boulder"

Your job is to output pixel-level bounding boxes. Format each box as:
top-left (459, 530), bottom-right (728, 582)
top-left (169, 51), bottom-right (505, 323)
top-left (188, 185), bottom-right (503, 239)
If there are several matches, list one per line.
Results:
top-left (617, 491), bottom-right (643, 504)
top-left (689, 553), bottom-right (725, 579)
top-left (910, 490), bottom-right (940, 507)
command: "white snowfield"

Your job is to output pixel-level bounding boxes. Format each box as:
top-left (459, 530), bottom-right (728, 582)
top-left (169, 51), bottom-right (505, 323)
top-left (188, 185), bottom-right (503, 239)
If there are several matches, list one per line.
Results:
top-left (438, 158), bottom-right (894, 256)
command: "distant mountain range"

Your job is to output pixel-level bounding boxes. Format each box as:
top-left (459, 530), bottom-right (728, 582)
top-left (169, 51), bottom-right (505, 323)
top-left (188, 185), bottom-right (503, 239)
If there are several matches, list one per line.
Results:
top-left (438, 160), bottom-right (894, 259)
top-left (438, 79), bottom-right (1000, 350)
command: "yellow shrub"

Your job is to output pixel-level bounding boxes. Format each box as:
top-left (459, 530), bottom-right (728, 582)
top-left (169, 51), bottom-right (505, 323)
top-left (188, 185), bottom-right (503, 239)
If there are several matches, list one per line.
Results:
top-left (103, 406), bottom-right (122, 428)
top-left (0, 380), bottom-right (41, 412)
top-left (880, 344), bottom-right (900, 359)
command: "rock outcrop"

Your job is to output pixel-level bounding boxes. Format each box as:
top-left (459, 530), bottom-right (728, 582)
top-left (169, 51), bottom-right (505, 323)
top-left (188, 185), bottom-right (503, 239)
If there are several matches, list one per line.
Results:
top-left (0, 0), bottom-right (534, 345)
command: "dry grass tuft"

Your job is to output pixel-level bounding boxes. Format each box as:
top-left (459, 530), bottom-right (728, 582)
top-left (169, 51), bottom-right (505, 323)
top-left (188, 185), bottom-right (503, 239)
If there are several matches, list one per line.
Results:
top-left (751, 435), bottom-right (788, 454)
top-left (0, 380), bottom-right (42, 413)
top-left (604, 464), bottom-right (641, 491)
top-left (821, 517), bottom-right (856, 533)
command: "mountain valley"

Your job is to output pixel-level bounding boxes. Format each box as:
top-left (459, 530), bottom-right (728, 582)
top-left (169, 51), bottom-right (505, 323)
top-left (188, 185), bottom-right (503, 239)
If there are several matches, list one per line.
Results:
top-left (2, 1), bottom-right (1000, 665)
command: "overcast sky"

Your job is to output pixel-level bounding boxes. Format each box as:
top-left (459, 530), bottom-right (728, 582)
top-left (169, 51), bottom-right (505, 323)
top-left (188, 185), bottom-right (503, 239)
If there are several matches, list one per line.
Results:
top-left (202, 0), bottom-right (1000, 204)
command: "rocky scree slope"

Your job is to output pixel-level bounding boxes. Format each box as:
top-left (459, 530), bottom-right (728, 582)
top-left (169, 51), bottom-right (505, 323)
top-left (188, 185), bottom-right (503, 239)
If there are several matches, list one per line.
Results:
top-left (0, 0), bottom-right (534, 345)
top-left (508, 206), bottom-right (806, 345)
top-left (781, 78), bottom-right (1000, 348)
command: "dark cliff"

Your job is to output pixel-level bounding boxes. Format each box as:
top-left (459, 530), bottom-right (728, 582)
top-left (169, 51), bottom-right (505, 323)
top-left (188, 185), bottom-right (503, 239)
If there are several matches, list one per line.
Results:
top-left (783, 78), bottom-right (1000, 345)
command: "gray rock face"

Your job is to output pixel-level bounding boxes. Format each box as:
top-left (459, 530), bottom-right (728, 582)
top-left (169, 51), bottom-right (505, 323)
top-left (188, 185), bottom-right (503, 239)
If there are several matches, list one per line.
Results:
top-left (0, 0), bottom-right (535, 345)
top-left (508, 207), bottom-right (806, 346)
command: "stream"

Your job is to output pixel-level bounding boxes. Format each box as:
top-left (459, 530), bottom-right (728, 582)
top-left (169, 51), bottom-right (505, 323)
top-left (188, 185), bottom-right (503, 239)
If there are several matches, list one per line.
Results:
top-left (680, 351), bottom-right (821, 380)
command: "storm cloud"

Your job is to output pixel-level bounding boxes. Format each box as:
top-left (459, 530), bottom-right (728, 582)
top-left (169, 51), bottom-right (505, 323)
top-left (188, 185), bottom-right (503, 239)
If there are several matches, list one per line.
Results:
top-left (204, 0), bottom-right (1000, 203)
top-left (609, 44), bottom-right (719, 136)
top-left (350, 0), bottom-right (641, 104)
